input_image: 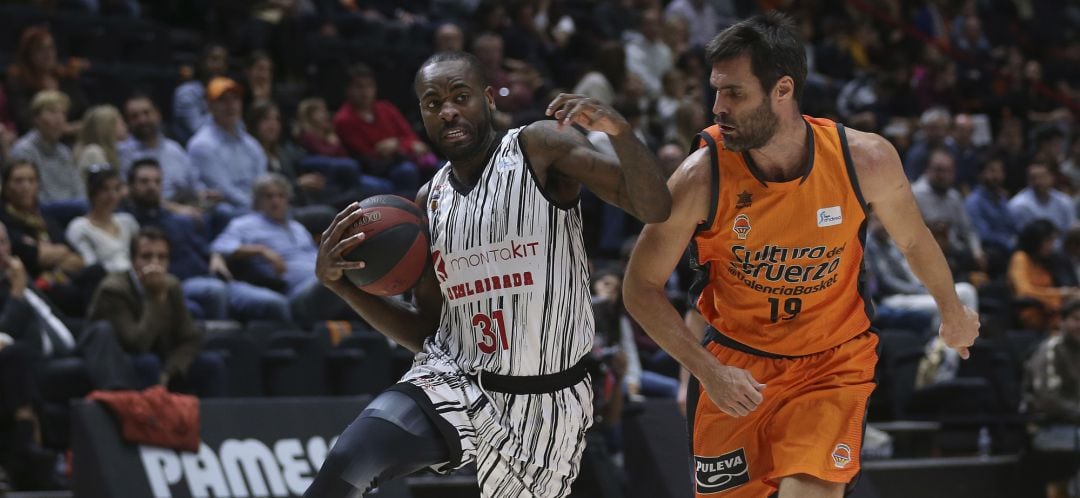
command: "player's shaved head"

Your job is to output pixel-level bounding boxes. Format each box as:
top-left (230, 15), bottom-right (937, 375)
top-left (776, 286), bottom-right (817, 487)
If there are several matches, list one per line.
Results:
top-left (414, 51), bottom-right (489, 93)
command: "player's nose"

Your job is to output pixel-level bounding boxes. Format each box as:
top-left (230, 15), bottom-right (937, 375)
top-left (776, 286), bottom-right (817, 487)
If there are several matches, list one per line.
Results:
top-left (438, 103), bottom-right (460, 122)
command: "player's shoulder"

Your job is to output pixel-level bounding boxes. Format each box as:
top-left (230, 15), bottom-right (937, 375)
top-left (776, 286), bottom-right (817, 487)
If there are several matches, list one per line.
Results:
top-left (670, 146), bottom-right (713, 195)
top-left (841, 126), bottom-right (901, 175)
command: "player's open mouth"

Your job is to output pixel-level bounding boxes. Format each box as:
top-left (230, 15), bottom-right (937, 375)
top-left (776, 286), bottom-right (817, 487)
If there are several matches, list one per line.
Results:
top-left (719, 124), bottom-right (736, 133)
top-left (443, 128), bottom-right (469, 143)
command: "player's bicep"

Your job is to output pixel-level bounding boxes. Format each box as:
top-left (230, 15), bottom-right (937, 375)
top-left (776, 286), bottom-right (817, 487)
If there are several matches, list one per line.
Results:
top-left (852, 133), bottom-right (927, 251)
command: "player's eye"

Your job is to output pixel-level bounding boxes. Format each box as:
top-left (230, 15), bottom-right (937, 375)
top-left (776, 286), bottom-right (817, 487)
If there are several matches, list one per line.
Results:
top-left (456, 94), bottom-right (469, 103)
top-left (425, 100), bottom-right (440, 109)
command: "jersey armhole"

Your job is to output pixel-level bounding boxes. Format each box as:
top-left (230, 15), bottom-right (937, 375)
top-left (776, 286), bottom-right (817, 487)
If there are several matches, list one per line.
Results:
top-left (694, 131), bottom-right (721, 234)
top-left (837, 123), bottom-right (870, 216)
top-left (518, 124), bottom-right (582, 212)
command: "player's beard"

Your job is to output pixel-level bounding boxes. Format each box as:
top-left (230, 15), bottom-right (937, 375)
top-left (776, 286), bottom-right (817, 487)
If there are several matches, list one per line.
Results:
top-left (438, 106), bottom-right (495, 162)
top-left (720, 97), bottom-right (779, 152)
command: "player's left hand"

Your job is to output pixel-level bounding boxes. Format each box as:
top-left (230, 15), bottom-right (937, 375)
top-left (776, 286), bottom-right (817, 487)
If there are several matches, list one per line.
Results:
top-left (545, 93), bottom-right (631, 136)
top-left (939, 304), bottom-right (979, 359)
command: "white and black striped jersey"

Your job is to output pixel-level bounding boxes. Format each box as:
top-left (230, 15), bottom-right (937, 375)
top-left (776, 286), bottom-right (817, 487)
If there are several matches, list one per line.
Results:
top-left (425, 126), bottom-right (594, 377)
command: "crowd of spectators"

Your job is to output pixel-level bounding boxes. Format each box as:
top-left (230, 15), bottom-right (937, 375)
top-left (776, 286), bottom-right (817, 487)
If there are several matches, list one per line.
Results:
top-left (0, 0), bottom-right (1076, 494)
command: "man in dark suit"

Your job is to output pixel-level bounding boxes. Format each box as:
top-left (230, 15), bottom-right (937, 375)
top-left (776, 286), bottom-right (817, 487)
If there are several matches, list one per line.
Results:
top-left (87, 227), bottom-right (224, 396)
top-left (0, 222), bottom-right (135, 390)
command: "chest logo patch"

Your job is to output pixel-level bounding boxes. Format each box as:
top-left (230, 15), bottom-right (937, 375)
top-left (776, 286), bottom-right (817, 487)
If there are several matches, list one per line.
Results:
top-left (817, 206), bottom-right (842, 227)
top-left (733, 214), bottom-right (752, 240)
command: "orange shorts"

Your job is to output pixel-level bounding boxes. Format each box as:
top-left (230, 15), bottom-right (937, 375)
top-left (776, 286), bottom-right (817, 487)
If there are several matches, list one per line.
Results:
top-left (688, 330), bottom-right (878, 497)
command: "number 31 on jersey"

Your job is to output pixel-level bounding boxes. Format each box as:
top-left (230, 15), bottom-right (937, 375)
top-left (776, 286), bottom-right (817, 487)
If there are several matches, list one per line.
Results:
top-left (473, 310), bottom-right (509, 353)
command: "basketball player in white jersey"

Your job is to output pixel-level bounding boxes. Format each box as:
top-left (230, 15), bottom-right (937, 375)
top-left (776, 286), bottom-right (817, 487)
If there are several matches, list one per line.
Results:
top-left (303, 51), bottom-right (671, 498)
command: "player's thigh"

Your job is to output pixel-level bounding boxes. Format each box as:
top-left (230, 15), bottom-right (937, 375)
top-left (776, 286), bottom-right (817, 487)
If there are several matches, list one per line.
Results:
top-left (765, 336), bottom-right (876, 488)
top-left (776, 473), bottom-right (845, 498)
top-left (689, 376), bottom-right (773, 498)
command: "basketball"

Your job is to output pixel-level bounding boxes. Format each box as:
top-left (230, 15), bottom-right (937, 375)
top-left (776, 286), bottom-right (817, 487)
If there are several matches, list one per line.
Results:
top-left (341, 195), bottom-right (430, 296)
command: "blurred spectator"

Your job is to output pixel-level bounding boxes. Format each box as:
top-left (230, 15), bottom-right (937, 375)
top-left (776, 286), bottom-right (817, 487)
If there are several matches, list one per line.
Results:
top-left (0, 341), bottom-right (62, 491)
top-left (124, 159), bottom-right (290, 322)
top-left (10, 91), bottom-right (85, 202)
top-left (1063, 227), bottom-right (1080, 287)
top-left (243, 51), bottom-right (275, 109)
top-left (903, 107), bottom-right (952, 181)
top-left (912, 148), bottom-right (985, 270)
top-left (0, 161), bottom-right (83, 283)
top-left (949, 114), bottom-right (987, 190)
top-left (1009, 163), bottom-right (1076, 234)
top-left (295, 97), bottom-right (347, 157)
top-left (995, 117), bottom-right (1030, 194)
top-left (188, 77), bottom-right (267, 218)
top-left (1060, 133), bottom-right (1080, 190)
top-left (247, 102), bottom-right (304, 190)
top-left (172, 44), bottom-right (229, 143)
top-left (118, 95), bottom-right (204, 215)
top-left (472, 33), bottom-right (536, 115)
top-left (1009, 220), bottom-right (1078, 331)
top-left (210, 174), bottom-right (350, 327)
top-left (664, 0), bottom-right (726, 48)
top-left (74, 105), bottom-right (127, 170)
top-left (334, 64), bottom-right (425, 195)
top-left (865, 213), bottom-right (978, 323)
top-left (87, 228), bottom-right (224, 397)
top-left (5, 26), bottom-right (88, 134)
top-left (668, 100), bottom-right (706, 152)
top-left (1023, 298), bottom-right (1080, 498)
top-left (434, 22), bottom-right (465, 53)
top-left (662, 15), bottom-right (691, 59)
top-left (656, 142), bottom-right (685, 178)
top-left (0, 222), bottom-right (133, 389)
top-left (64, 165), bottom-right (139, 272)
top-left (1013, 60), bottom-right (1073, 127)
top-left (502, 0), bottom-right (555, 74)
top-left (592, 269), bottom-right (678, 399)
top-left (654, 69), bottom-right (687, 140)
top-left (965, 158), bottom-right (1017, 273)
top-left (624, 8), bottom-right (673, 98)
top-left (573, 42), bottom-right (625, 106)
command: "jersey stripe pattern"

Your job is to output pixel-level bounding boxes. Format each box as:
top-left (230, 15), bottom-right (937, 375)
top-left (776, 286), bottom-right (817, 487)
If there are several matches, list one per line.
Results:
top-left (402, 126), bottom-right (594, 497)
top-left (426, 126), bottom-right (594, 376)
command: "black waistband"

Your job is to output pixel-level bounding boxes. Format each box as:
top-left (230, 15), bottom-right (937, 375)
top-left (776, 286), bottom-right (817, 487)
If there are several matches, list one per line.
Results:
top-left (704, 327), bottom-right (802, 360)
top-left (467, 356), bottom-right (591, 394)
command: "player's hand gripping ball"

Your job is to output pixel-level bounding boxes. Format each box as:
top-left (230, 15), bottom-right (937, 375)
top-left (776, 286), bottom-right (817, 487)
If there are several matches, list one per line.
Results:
top-left (341, 195), bottom-right (430, 296)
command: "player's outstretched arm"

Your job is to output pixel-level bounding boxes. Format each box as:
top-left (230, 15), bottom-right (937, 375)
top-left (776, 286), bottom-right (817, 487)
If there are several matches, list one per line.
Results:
top-left (315, 195), bottom-right (441, 352)
top-left (850, 129), bottom-right (979, 358)
top-left (522, 95), bottom-right (671, 223)
top-left (623, 150), bottom-right (764, 417)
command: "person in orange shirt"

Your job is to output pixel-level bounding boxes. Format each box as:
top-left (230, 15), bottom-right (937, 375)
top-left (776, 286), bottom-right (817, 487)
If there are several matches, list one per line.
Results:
top-left (623, 13), bottom-right (980, 498)
top-left (1008, 219), bottom-right (1080, 331)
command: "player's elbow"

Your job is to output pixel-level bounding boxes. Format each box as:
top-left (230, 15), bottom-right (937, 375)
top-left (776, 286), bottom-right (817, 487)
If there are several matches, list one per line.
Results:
top-left (622, 275), bottom-right (662, 320)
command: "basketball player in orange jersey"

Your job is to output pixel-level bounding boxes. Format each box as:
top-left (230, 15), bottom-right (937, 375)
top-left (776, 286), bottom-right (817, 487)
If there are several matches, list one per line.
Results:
top-left (623, 12), bottom-right (980, 498)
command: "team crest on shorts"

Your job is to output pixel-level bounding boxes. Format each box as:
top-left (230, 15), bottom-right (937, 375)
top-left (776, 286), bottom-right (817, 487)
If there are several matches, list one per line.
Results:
top-left (694, 448), bottom-right (750, 494)
top-left (832, 443), bottom-right (852, 468)
top-left (732, 214), bottom-right (751, 240)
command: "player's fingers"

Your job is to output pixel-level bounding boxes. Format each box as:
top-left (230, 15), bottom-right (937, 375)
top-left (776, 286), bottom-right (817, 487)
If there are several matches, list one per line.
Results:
top-left (326, 204), bottom-right (363, 243)
top-left (722, 403), bottom-right (746, 418)
top-left (330, 231), bottom-right (366, 257)
top-left (743, 385), bottom-right (763, 405)
top-left (546, 93), bottom-right (573, 116)
top-left (563, 101), bottom-right (594, 126)
top-left (957, 346), bottom-right (970, 360)
top-left (324, 203), bottom-right (359, 238)
top-left (333, 260), bottom-right (366, 270)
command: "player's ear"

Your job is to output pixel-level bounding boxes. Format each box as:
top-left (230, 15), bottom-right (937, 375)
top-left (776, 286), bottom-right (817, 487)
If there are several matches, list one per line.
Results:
top-left (774, 76), bottom-right (795, 103)
top-left (484, 86), bottom-right (497, 111)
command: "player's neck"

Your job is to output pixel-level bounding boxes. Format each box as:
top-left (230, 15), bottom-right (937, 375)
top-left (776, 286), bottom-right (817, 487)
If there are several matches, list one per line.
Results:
top-left (449, 130), bottom-right (500, 187)
top-left (745, 115), bottom-right (809, 181)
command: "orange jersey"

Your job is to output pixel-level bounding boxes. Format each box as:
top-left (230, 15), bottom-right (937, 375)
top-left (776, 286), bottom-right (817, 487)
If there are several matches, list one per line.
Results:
top-left (691, 116), bottom-right (872, 356)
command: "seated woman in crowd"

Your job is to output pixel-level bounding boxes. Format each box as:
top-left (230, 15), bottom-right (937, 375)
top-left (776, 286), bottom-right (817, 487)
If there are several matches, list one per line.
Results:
top-left (74, 105), bottom-right (127, 170)
top-left (64, 165), bottom-right (139, 272)
top-left (1008, 219), bottom-right (1080, 331)
top-left (0, 160), bottom-right (95, 316)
